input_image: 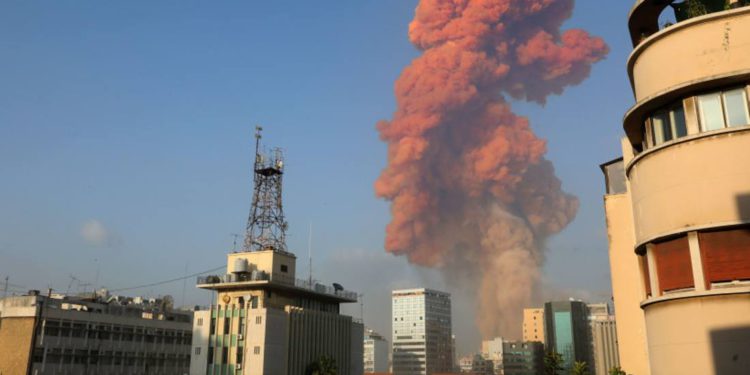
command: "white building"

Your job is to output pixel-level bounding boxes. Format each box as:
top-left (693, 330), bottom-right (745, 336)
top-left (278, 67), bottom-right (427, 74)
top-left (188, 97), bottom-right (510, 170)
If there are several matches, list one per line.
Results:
top-left (391, 288), bottom-right (453, 375)
top-left (191, 250), bottom-right (363, 375)
top-left (189, 310), bottom-right (211, 374)
top-left (481, 337), bottom-right (504, 374)
top-left (364, 328), bottom-right (388, 373)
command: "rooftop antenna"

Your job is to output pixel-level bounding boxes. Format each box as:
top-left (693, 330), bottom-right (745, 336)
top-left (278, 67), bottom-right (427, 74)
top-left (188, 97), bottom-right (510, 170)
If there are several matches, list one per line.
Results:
top-left (3, 276), bottom-right (8, 299)
top-left (243, 126), bottom-right (288, 253)
top-left (66, 275), bottom-right (80, 295)
top-left (308, 222), bottom-right (313, 286)
top-left (230, 233), bottom-right (242, 252)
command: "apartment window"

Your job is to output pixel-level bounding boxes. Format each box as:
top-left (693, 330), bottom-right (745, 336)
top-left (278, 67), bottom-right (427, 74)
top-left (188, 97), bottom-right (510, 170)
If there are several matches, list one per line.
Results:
top-left (699, 227), bottom-right (750, 288)
top-left (255, 316), bottom-right (262, 324)
top-left (698, 88), bottom-right (750, 131)
top-left (254, 346), bottom-right (261, 355)
top-left (650, 104), bottom-right (687, 146)
top-left (195, 347), bottom-right (201, 356)
top-left (653, 236), bottom-right (694, 293)
top-left (281, 264), bottom-right (288, 273)
top-left (223, 318), bottom-right (230, 334)
top-left (197, 318), bottom-right (203, 326)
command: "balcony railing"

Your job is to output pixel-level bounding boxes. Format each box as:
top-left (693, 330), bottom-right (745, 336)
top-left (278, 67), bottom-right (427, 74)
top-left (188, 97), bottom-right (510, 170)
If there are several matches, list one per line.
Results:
top-left (197, 272), bottom-right (357, 301)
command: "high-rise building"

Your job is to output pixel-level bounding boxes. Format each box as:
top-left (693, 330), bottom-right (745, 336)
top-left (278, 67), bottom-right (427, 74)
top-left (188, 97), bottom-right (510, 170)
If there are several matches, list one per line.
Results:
top-left (391, 288), bottom-right (453, 375)
top-left (501, 341), bottom-right (544, 375)
top-left (587, 304), bottom-right (619, 375)
top-left (364, 329), bottom-right (389, 373)
top-left (521, 308), bottom-right (545, 344)
top-left (0, 291), bottom-right (193, 375)
top-left (602, 2), bottom-right (750, 374)
top-left (543, 301), bottom-right (590, 370)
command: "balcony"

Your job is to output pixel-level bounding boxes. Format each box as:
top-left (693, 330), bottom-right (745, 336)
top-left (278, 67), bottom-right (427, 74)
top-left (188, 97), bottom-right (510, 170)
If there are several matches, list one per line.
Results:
top-left (196, 273), bottom-right (358, 302)
top-left (629, 0), bottom-right (750, 46)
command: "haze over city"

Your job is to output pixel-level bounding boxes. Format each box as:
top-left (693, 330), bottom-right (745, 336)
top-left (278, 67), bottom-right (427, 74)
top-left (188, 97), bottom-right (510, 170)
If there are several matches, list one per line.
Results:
top-left (0, 1), bottom-right (636, 356)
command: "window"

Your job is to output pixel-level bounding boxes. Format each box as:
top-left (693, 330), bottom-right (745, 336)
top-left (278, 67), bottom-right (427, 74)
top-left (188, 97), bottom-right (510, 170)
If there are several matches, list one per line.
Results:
top-left (223, 318), bottom-right (230, 334)
top-left (698, 88), bottom-right (750, 131)
top-left (197, 318), bottom-right (203, 326)
top-left (254, 346), bottom-right (261, 355)
top-left (280, 264), bottom-right (288, 273)
top-left (699, 228), bottom-right (750, 287)
top-left (650, 104), bottom-right (687, 146)
top-left (653, 236), bottom-right (694, 293)
top-left (195, 347), bottom-right (201, 355)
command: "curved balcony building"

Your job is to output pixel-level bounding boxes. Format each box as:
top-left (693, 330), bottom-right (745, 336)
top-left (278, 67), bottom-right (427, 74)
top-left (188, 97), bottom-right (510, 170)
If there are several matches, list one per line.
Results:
top-left (603, 1), bottom-right (750, 374)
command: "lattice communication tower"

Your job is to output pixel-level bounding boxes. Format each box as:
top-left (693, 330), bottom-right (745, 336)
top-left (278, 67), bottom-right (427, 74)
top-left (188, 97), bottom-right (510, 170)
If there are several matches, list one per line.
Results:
top-left (243, 126), bottom-right (288, 253)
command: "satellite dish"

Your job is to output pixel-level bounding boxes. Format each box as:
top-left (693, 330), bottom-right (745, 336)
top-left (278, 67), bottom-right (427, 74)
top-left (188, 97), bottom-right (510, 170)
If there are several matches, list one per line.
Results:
top-left (333, 283), bottom-right (344, 292)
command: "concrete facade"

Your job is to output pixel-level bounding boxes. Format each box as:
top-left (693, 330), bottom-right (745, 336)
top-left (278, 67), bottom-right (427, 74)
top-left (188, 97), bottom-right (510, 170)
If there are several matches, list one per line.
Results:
top-left (0, 292), bottom-right (193, 375)
top-left (364, 329), bottom-right (389, 373)
top-left (603, 3), bottom-right (750, 374)
top-left (391, 288), bottom-right (453, 375)
top-left (521, 308), bottom-right (545, 344)
top-left (193, 249), bottom-right (363, 375)
top-left (588, 304), bottom-right (619, 375)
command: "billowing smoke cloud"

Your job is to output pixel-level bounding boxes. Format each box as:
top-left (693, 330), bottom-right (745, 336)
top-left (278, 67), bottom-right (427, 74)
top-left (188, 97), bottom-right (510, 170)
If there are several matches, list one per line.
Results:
top-left (375, 0), bottom-right (607, 338)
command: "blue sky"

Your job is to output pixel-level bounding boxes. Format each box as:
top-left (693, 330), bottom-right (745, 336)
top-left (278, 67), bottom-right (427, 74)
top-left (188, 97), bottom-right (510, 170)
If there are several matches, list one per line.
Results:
top-left (0, 1), bottom-right (637, 353)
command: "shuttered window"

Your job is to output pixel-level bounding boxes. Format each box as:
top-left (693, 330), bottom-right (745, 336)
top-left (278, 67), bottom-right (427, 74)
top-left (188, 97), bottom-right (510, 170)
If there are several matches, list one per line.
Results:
top-left (699, 228), bottom-right (750, 287)
top-left (653, 236), bottom-right (694, 293)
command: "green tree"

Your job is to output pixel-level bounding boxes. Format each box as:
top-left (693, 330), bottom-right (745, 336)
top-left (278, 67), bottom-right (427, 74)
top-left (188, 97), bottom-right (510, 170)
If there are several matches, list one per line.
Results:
top-left (609, 366), bottom-right (629, 375)
top-left (570, 361), bottom-right (589, 375)
top-left (305, 356), bottom-right (338, 375)
top-left (543, 351), bottom-right (564, 375)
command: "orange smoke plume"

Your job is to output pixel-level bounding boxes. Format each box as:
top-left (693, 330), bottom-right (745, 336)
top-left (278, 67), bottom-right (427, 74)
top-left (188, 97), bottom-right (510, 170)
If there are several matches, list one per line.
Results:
top-left (375, 0), bottom-right (608, 338)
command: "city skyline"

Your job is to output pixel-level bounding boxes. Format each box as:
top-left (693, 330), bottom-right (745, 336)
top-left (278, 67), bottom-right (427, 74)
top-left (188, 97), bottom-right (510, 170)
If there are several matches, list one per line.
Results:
top-left (1, 1), bottom-right (636, 355)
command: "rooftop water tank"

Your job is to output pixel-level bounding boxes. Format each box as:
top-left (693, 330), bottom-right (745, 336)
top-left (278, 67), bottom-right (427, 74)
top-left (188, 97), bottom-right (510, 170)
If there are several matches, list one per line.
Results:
top-left (233, 258), bottom-right (249, 274)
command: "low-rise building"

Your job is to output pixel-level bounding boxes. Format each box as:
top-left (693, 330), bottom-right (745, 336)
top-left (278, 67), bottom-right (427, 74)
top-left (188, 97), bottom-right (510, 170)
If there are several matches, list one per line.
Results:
top-left (192, 250), bottom-right (363, 375)
top-left (0, 290), bottom-right (193, 375)
top-left (502, 341), bottom-right (544, 375)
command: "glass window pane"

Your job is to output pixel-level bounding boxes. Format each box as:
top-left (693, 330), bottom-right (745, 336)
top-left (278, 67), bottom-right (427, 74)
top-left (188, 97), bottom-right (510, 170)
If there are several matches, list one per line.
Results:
top-left (651, 113), bottom-right (671, 145)
top-left (723, 89), bottom-right (749, 127)
top-left (699, 93), bottom-right (725, 131)
top-left (671, 106), bottom-right (687, 138)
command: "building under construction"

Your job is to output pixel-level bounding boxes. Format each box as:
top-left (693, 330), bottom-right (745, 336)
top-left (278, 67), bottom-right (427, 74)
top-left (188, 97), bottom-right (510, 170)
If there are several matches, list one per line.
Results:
top-left (190, 127), bottom-right (363, 375)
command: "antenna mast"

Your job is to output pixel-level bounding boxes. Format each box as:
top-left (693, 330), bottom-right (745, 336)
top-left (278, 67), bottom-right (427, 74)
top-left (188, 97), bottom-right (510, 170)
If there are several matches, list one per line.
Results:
top-left (243, 126), bottom-right (288, 253)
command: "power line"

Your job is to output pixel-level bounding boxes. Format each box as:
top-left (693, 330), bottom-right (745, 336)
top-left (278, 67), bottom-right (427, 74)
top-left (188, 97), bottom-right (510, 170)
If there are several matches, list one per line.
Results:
top-left (108, 265), bottom-right (226, 293)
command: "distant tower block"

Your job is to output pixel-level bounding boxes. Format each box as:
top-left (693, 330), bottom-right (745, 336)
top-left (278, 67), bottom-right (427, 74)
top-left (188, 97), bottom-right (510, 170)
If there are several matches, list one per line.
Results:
top-left (243, 126), bottom-right (288, 253)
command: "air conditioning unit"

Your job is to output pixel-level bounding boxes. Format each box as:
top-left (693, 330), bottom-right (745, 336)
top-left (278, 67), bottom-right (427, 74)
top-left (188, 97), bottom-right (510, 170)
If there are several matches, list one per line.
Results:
top-left (236, 364), bottom-right (242, 370)
top-left (238, 334), bottom-right (243, 340)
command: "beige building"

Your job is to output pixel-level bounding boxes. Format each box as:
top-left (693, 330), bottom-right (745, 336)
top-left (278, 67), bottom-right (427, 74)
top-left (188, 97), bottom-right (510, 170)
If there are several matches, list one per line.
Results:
top-left (602, 2), bottom-right (750, 374)
top-left (521, 308), bottom-right (544, 344)
top-left (587, 304), bottom-right (619, 375)
top-left (0, 291), bottom-right (193, 375)
top-left (192, 250), bottom-right (363, 375)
